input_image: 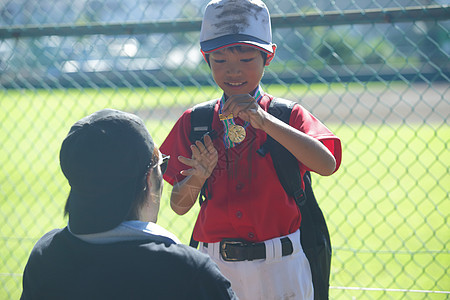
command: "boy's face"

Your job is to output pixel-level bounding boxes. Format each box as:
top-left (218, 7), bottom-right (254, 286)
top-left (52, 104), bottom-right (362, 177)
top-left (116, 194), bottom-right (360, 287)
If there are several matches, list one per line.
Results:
top-left (209, 46), bottom-right (265, 97)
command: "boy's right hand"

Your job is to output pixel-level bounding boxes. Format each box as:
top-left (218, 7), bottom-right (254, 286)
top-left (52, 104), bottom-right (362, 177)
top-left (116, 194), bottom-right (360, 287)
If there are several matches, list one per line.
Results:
top-left (222, 94), bottom-right (268, 130)
top-left (178, 134), bottom-right (218, 180)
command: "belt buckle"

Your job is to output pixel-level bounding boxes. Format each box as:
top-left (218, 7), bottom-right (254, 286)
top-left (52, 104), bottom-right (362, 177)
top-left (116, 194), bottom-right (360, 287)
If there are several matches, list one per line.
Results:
top-left (220, 239), bottom-right (247, 262)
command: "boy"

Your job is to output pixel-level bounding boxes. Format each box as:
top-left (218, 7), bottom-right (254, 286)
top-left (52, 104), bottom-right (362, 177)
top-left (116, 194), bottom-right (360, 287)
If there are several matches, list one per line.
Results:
top-left (161, 0), bottom-right (342, 299)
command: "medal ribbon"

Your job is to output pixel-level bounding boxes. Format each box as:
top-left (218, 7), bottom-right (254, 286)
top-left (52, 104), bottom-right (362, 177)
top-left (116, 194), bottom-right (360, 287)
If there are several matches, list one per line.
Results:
top-left (219, 86), bottom-right (264, 149)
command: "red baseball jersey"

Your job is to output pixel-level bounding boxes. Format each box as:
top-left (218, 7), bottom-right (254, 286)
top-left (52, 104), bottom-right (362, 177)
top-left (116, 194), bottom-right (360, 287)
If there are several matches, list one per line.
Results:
top-left (161, 93), bottom-right (342, 243)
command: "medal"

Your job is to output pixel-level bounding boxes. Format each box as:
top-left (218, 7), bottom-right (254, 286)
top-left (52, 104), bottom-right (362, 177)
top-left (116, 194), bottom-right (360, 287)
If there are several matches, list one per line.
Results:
top-left (228, 124), bottom-right (246, 143)
top-left (219, 86), bottom-right (264, 148)
top-left (219, 113), bottom-right (234, 121)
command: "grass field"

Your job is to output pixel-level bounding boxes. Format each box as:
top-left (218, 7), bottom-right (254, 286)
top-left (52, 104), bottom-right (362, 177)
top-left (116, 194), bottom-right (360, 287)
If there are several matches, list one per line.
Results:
top-left (1, 83), bottom-right (448, 299)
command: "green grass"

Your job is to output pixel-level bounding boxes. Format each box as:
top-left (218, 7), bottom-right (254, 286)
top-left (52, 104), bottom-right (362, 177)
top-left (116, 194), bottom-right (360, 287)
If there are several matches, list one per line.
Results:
top-left (0, 85), bottom-right (448, 299)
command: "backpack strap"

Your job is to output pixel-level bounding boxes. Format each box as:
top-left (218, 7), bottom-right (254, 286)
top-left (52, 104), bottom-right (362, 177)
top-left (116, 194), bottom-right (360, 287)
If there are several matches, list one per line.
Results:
top-left (189, 99), bottom-right (217, 143)
top-left (189, 99), bottom-right (218, 206)
top-left (188, 100), bottom-right (217, 249)
top-left (261, 98), bottom-right (332, 299)
top-left (258, 98), bottom-right (307, 206)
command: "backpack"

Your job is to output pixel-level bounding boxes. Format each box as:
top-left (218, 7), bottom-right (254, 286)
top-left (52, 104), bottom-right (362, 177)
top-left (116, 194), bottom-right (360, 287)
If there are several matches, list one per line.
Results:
top-left (189, 97), bottom-right (331, 300)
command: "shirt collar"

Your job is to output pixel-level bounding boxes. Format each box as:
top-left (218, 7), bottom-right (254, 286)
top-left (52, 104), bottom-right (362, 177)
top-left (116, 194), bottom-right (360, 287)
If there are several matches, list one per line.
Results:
top-left (68, 220), bottom-right (181, 245)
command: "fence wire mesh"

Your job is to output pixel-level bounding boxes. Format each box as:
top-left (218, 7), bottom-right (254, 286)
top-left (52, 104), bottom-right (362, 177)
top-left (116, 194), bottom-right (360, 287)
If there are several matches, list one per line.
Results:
top-left (1, 0), bottom-right (449, 299)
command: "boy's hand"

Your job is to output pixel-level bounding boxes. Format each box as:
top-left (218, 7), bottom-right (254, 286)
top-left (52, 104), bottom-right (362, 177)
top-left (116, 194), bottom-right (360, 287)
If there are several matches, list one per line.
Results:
top-left (178, 134), bottom-right (218, 180)
top-left (222, 94), bottom-right (268, 130)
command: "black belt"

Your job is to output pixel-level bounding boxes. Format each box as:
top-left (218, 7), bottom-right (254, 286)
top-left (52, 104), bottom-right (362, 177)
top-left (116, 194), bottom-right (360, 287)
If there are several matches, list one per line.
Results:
top-left (204, 237), bottom-right (293, 262)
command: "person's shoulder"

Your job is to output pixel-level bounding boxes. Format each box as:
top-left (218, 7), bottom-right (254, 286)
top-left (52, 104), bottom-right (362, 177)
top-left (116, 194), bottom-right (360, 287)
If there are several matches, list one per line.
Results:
top-left (172, 243), bottom-right (210, 261)
top-left (183, 99), bottom-right (219, 114)
top-left (144, 242), bottom-right (210, 262)
top-left (263, 94), bottom-right (297, 105)
top-left (27, 228), bottom-right (67, 260)
top-left (142, 242), bottom-right (216, 270)
top-left (34, 228), bottom-right (66, 247)
top-left (190, 99), bottom-right (219, 113)
top-left (260, 92), bottom-right (276, 105)
top-left (136, 243), bottom-right (236, 298)
top-left (266, 95), bottom-right (308, 113)
top-left (161, 244), bottom-right (237, 297)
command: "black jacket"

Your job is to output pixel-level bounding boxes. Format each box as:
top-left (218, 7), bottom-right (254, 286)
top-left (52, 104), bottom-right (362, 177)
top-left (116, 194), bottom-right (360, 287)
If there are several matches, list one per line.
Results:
top-left (21, 228), bottom-right (236, 300)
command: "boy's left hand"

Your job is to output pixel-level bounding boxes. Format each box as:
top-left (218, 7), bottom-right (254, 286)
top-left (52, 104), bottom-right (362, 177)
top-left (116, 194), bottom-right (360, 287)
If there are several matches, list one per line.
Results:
top-left (222, 94), bottom-right (268, 130)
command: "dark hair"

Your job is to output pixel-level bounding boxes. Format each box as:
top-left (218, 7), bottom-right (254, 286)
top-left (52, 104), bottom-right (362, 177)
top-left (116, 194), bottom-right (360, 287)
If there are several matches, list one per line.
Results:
top-left (204, 46), bottom-right (268, 66)
top-left (64, 146), bottom-right (159, 222)
top-left (124, 146), bottom-right (160, 221)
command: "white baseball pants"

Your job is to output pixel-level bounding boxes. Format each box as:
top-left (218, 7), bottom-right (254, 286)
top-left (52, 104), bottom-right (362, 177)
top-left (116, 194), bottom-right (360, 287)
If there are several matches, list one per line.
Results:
top-left (200, 229), bottom-right (314, 300)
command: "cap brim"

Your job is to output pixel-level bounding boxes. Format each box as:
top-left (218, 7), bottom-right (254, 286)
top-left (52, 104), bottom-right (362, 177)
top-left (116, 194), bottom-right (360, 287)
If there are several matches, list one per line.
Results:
top-left (67, 181), bottom-right (136, 235)
top-left (201, 34), bottom-right (273, 54)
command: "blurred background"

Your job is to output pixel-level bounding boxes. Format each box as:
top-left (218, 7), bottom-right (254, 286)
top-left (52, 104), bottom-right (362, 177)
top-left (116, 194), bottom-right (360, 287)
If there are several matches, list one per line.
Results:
top-left (0, 0), bottom-right (449, 299)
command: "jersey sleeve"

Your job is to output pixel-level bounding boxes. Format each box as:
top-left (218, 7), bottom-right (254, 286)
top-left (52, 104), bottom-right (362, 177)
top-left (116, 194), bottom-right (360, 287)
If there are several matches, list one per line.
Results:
top-left (160, 109), bottom-right (194, 186)
top-left (289, 103), bottom-right (342, 173)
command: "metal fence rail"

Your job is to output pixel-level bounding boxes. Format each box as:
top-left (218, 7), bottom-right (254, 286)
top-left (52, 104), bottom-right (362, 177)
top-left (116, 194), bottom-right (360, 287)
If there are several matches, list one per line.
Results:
top-left (0, 1), bottom-right (449, 299)
top-left (1, 6), bottom-right (449, 38)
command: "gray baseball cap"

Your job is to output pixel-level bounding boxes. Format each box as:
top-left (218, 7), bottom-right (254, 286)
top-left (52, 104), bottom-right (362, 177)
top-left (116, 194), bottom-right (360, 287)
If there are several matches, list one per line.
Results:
top-left (200, 0), bottom-right (274, 54)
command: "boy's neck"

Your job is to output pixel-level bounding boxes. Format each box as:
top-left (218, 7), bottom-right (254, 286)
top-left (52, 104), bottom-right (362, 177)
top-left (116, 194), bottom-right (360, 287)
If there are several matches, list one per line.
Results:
top-left (223, 86), bottom-right (259, 101)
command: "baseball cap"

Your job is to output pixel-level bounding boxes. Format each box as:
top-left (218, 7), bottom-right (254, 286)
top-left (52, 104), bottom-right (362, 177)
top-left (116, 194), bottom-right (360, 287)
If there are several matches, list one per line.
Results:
top-left (200, 0), bottom-right (274, 54)
top-left (60, 109), bottom-right (154, 234)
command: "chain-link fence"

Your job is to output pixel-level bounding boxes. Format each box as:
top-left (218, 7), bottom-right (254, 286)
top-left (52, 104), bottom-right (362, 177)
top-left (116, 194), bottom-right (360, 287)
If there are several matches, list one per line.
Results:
top-left (1, 0), bottom-right (449, 299)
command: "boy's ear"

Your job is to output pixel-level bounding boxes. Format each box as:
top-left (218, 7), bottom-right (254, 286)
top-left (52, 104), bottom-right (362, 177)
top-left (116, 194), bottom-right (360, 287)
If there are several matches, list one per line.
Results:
top-left (265, 44), bottom-right (277, 66)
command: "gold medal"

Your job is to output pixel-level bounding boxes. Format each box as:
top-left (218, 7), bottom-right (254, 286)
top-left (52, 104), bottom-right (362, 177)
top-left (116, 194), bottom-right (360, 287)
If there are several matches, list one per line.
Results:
top-left (219, 113), bottom-right (234, 121)
top-left (228, 124), bottom-right (246, 143)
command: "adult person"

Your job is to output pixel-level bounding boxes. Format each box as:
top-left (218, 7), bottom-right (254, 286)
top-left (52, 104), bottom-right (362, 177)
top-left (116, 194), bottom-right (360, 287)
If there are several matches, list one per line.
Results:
top-left (20, 109), bottom-right (236, 300)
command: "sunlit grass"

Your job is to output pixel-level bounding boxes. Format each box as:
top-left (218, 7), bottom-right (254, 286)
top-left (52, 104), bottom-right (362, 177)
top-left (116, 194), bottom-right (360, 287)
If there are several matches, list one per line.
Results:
top-left (0, 85), bottom-right (448, 299)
